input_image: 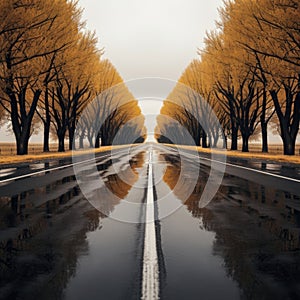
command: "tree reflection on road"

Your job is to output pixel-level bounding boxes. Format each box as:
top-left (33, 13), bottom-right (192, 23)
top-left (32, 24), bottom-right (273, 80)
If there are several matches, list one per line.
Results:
top-left (162, 152), bottom-right (300, 299)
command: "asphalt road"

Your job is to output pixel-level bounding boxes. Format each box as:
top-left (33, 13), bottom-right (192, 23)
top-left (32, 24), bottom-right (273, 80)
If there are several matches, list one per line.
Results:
top-left (0, 143), bottom-right (300, 300)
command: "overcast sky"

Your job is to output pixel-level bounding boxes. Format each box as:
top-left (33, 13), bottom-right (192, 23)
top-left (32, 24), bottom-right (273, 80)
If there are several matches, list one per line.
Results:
top-left (76, 0), bottom-right (224, 141)
top-left (78, 0), bottom-right (223, 80)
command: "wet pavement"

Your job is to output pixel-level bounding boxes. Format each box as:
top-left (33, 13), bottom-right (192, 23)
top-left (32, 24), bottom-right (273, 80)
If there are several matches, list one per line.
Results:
top-left (158, 151), bottom-right (300, 299)
top-left (167, 145), bottom-right (300, 180)
top-left (0, 143), bottom-right (300, 299)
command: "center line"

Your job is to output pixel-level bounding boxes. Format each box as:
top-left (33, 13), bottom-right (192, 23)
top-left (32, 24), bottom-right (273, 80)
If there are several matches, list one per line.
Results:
top-left (141, 150), bottom-right (160, 300)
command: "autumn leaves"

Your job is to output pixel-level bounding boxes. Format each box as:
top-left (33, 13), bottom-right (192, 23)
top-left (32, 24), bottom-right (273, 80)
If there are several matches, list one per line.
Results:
top-left (157, 0), bottom-right (300, 155)
top-left (0, 0), bottom-right (145, 155)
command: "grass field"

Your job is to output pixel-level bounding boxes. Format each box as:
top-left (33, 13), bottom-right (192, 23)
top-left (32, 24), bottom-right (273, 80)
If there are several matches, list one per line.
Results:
top-left (0, 143), bottom-right (135, 165)
top-left (1, 142), bottom-right (299, 155)
top-left (248, 143), bottom-right (300, 155)
top-left (167, 143), bottom-right (300, 164)
top-left (0, 142), bottom-right (299, 165)
top-left (0, 142), bottom-right (58, 155)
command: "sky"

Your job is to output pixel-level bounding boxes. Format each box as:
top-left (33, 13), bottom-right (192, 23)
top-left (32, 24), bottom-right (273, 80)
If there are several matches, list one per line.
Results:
top-left (78, 0), bottom-right (223, 80)
top-left (76, 0), bottom-right (224, 141)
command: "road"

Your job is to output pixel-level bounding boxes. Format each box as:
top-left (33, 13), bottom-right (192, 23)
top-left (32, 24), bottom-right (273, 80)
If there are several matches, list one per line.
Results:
top-left (0, 143), bottom-right (300, 300)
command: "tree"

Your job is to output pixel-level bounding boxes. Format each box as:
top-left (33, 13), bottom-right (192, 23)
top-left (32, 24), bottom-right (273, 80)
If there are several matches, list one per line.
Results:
top-left (220, 0), bottom-right (300, 154)
top-left (75, 61), bottom-right (145, 148)
top-left (51, 31), bottom-right (101, 152)
top-left (164, 0), bottom-right (299, 154)
top-left (269, 74), bottom-right (300, 155)
top-left (0, 0), bottom-right (76, 154)
top-left (35, 0), bottom-right (81, 152)
top-left (99, 89), bottom-right (144, 146)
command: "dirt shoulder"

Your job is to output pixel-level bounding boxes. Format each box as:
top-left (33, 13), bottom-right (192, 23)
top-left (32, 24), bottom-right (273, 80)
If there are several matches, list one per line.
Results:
top-left (1, 143), bottom-right (299, 166)
top-left (169, 144), bottom-right (300, 165)
top-left (0, 145), bottom-right (132, 166)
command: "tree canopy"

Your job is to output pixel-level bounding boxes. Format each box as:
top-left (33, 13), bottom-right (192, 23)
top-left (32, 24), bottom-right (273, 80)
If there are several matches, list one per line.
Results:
top-left (156, 0), bottom-right (299, 155)
top-left (0, 0), bottom-right (145, 154)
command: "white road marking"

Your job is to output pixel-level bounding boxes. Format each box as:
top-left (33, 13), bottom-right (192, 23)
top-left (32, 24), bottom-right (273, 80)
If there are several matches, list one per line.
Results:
top-left (167, 146), bottom-right (300, 183)
top-left (142, 149), bottom-right (160, 300)
top-left (201, 156), bottom-right (300, 183)
top-left (0, 149), bottom-right (129, 184)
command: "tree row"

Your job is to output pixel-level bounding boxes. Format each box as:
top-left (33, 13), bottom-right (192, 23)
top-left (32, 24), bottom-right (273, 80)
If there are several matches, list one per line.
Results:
top-left (156, 0), bottom-right (299, 155)
top-left (0, 0), bottom-right (145, 155)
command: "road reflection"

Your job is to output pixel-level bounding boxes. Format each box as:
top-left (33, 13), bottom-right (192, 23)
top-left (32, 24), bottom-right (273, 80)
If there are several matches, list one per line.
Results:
top-left (0, 151), bottom-right (145, 300)
top-left (162, 153), bottom-right (300, 299)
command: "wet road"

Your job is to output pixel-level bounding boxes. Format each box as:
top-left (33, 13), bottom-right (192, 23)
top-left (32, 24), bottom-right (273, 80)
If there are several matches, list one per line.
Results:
top-left (0, 143), bottom-right (300, 299)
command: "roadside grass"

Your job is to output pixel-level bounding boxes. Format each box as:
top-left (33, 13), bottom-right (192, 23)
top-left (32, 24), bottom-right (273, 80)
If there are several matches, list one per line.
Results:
top-left (1, 142), bottom-right (299, 165)
top-left (0, 142), bottom-right (58, 155)
top-left (0, 143), bottom-right (133, 165)
top-left (248, 143), bottom-right (300, 155)
top-left (169, 144), bottom-right (300, 164)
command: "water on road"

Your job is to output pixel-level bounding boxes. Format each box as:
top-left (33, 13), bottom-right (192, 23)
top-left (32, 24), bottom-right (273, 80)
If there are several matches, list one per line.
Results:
top-left (0, 144), bottom-right (300, 299)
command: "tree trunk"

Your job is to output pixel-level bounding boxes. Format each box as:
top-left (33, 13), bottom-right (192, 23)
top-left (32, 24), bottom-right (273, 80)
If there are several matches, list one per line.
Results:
top-left (213, 134), bottom-right (219, 148)
top-left (202, 130), bottom-right (208, 148)
top-left (283, 134), bottom-right (296, 155)
top-left (241, 134), bottom-right (249, 152)
top-left (79, 134), bottom-right (84, 149)
top-left (101, 137), bottom-right (108, 146)
top-left (208, 135), bottom-right (212, 148)
top-left (88, 136), bottom-right (93, 148)
top-left (68, 127), bottom-right (75, 151)
top-left (231, 126), bottom-right (238, 151)
top-left (43, 122), bottom-right (50, 152)
top-left (58, 135), bottom-right (65, 152)
top-left (100, 127), bottom-right (109, 146)
top-left (195, 126), bottom-right (201, 146)
top-left (95, 132), bottom-right (100, 148)
top-left (101, 139), bottom-right (108, 146)
top-left (223, 135), bottom-right (228, 149)
top-left (57, 127), bottom-right (66, 152)
top-left (14, 117), bottom-right (32, 155)
top-left (261, 122), bottom-right (268, 153)
top-left (9, 87), bottom-right (41, 155)
top-left (261, 87), bottom-right (268, 153)
top-left (16, 132), bottom-right (30, 155)
top-left (270, 83), bottom-right (300, 156)
top-left (43, 89), bottom-right (51, 152)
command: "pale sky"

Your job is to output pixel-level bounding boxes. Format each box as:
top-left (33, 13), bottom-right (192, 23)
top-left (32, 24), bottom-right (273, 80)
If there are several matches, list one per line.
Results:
top-left (77, 0), bottom-right (224, 141)
top-left (78, 0), bottom-right (223, 80)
